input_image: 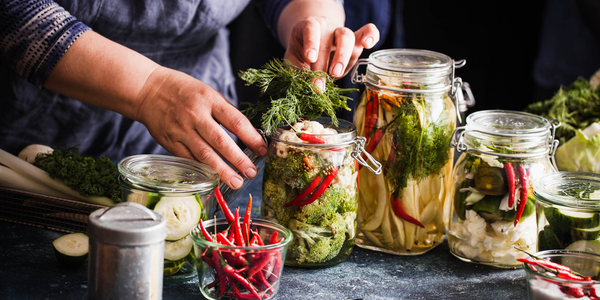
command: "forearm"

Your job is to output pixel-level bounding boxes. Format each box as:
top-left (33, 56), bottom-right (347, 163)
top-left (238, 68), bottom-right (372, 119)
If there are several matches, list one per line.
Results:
top-left (44, 30), bottom-right (161, 121)
top-left (276, 0), bottom-right (345, 48)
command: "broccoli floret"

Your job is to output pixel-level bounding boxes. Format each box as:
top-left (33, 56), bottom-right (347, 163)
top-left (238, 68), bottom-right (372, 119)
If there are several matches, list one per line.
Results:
top-left (262, 179), bottom-right (298, 226)
top-left (265, 149), bottom-right (322, 190)
top-left (287, 213), bottom-right (347, 264)
top-left (337, 188), bottom-right (357, 214)
top-left (341, 211), bottom-right (357, 240)
top-left (296, 185), bottom-right (346, 224)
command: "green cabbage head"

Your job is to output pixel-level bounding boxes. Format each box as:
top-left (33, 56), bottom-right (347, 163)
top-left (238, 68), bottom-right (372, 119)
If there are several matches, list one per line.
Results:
top-left (556, 123), bottom-right (600, 173)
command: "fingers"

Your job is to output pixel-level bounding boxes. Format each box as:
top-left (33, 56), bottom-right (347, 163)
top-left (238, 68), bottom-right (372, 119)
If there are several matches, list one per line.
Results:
top-left (328, 23), bottom-right (380, 79)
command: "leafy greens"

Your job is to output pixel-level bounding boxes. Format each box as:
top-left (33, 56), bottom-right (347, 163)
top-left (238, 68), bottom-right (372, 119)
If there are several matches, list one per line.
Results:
top-left (239, 58), bottom-right (356, 135)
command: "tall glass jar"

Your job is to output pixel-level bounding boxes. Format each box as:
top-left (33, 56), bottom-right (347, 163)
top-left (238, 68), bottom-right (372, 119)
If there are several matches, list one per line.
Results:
top-left (117, 155), bottom-right (219, 282)
top-left (261, 117), bottom-right (380, 268)
top-left (533, 172), bottom-right (600, 254)
top-left (350, 49), bottom-right (466, 255)
top-left (448, 110), bottom-right (560, 268)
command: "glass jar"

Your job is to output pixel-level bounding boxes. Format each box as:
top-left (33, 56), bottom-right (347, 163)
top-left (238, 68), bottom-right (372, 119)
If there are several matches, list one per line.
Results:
top-left (261, 116), bottom-right (380, 268)
top-left (533, 172), bottom-right (600, 254)
top-left (448, 110), bottom-right (560, 268)
top-left (117, 154), bottom-right (219, 282)
top-left (350, 48), bottom-right (467, 255)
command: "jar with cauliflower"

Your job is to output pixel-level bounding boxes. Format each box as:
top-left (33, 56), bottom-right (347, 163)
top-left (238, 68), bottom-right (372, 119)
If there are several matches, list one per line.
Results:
top-left (261, 117), bottom-right (379, 268)
top-left (448, 110), bottom-right (560, 268)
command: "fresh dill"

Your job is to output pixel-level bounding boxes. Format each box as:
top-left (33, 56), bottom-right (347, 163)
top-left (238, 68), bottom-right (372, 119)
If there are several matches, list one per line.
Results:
top-left (239, 58), bottom-right (357, 135)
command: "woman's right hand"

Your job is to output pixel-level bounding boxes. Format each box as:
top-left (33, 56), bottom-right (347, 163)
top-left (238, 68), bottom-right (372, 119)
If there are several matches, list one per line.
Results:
top-left (135, 67), bottom-right (268, 190)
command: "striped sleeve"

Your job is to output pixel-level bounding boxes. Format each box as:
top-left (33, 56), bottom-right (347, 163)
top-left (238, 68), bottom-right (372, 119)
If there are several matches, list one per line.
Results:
top-left (0, 0), bottom-right (91, 88)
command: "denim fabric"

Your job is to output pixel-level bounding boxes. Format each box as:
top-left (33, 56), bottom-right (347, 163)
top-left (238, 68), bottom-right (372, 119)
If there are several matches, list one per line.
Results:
top-left (0, 0), bottom-right (290, 160)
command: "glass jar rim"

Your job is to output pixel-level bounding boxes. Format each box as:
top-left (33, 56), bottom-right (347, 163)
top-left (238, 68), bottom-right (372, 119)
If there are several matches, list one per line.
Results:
top-left (523, 249), bottom-right (600, 283)
top-left (269, 116), bottom-right (357, 147)
top-left (367, 48), bottom-right (453, 74)
top-left (465, 110), bottom-right (552, 137)
top-left (118, 154), bottom-right (219, 193)
top-left (190, 218), bottom-right (293, 251)
top-left (533, 171), bottom-right (600, 208)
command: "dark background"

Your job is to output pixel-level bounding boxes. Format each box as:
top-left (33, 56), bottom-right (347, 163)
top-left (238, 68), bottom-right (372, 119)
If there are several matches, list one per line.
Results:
top-left (228, 0), bottom-right (547, 122)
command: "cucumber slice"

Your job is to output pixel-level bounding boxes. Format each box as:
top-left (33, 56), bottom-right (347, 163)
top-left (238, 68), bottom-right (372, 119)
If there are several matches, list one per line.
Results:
top-left (164, 235), bottom-right (194, 261)
top-left (163, 258), bottom-right (186, 276)
top-left (153, 196), bottom-right (202, 241)
top-left (471, 194), bottom-right (505, 223)
top-left (566, 239), bottom-right (600, 254)
top-left (52, 233), bottom-right (89, 267)
top-left (544, 225), bottom-right (565, 250)
top-left (126, 192), bottom-right (162, 210)
top-left (558, 210), bottom-right (600, 229)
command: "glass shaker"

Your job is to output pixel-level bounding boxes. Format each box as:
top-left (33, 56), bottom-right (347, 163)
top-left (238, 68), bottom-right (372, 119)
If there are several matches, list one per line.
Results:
top-left (117, 154), bottom-right (219, 282)
top-left (534, 171), bottom-right (600, 254)
top-left (261, 116), bottom-right (381, 268)
top-left (350, 48), bottom-right (469, 255)
top-left (448, 110), bottom-right (560, 268)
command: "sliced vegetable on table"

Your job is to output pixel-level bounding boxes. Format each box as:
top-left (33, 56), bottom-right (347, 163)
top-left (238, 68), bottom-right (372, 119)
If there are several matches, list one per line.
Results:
top-left (52, 232), bottom-right (89, 267)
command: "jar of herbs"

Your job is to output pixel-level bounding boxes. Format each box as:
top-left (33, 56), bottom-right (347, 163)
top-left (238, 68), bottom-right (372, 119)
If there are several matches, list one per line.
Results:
top-left (117, 155), bottom-right (219, 282)
top-left (448, 110), bottom-right (560, 268)
top-left (350, 48), bottom-right (469, 255)
top-left (261, 116), bottom-right (381, 268)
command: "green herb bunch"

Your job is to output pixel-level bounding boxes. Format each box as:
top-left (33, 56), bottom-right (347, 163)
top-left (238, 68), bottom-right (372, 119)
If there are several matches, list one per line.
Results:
top-left (33, 148), bottom-right (121, 203)
top-left (239, 58), bottom-right (356, 135)
top-left (524, 77), bottom-right (600, 145)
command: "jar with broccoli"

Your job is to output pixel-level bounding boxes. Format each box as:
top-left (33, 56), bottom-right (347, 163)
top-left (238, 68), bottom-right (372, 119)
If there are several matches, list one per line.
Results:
top-left (448, 110), bottom-right (560, 268)
top-left (261, 117), bottom-right (380, 268)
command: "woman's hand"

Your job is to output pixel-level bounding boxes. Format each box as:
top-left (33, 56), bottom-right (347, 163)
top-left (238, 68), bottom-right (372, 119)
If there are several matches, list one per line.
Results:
top-left (45, 31), bottom-right (266, 190)
top-left (135, 67), bottom-right (267, 190)
top-left (278, 0), bottom-right (380, 89)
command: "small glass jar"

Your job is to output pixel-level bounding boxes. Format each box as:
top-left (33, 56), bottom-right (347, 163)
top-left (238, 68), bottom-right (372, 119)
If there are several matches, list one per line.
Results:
top-left (261, 116), bottom-right (380, 268)
top-left (118, 154), bottom-right (219, 282)
top-left (533, 172), bottom-right (600, 254)
top-left (350, 48), bottom-right (468, 255)
top-left (448, 110), bottom-right (560, 268)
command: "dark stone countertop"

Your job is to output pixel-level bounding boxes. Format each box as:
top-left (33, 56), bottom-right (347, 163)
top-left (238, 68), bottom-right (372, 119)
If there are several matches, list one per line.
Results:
top-left (0, 169), bottom-right (529, 300)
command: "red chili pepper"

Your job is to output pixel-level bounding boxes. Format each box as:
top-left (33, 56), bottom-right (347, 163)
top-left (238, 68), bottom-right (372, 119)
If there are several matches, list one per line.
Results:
top-left (283, 175), bottom-right (323, 207)
top-left (364, 90), bottom-right (379, 141)
top-left (243, 194), bottom-right (253, 244)
top-left (517, 258), bottom-right (572, 273)
top-left (390, 194), bottom-right (425, 228)
top-left (590, 286), bottom-right (600, 298)
top-left (365, 128), bottom-right (384, 155)
top-left (253, 230), bottom-right (265, 246)
top-left (504, 162), bottom-right (516, 208)
top-left (213, 251), bottom-right (227, 297)
top-left (268, 252), bottom-right (282, 283)
top-left (561, 285), bottom-right (586, 298)
top-left (297, 132), bottom-right (327, 144)
top-left (234, 208), bottom-right (246, 247)
top-left (255, 270), bottom-right (275, 294)
top-left (291, 166), bottom-right (339, 206)
top-left (198, 220), bottom-right (213, 242)
top-left (217, 232), bottom-right (235, 247)
top-left (383, 143), bottom-right (397, 176)
top-left (219, 253), bottom-right (262, 300)
top-left (215, 182), bottom-right (235, 224)
top-left (269, 232), bottom-right (285, 245)
top-left (248, 252), bottom-right (276, 278)
top-left (514, 165), bottom-right (528, 227)
top-left (558, 270), bottom-right (585, 281)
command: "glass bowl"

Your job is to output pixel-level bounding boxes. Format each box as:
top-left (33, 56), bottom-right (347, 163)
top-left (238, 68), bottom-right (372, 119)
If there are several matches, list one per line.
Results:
top-left (190, 218), bottom-right (293, 300)
top-left (523, 249), bottom-right (600, 299)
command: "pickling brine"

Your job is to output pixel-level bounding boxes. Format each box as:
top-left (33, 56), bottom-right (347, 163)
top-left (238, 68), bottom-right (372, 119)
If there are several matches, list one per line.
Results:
top-left (350, 49), bottom-right (467, 255)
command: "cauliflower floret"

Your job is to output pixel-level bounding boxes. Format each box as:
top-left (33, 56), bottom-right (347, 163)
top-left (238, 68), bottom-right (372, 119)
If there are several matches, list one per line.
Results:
top-left (464, 210), bottom-right (488, 242)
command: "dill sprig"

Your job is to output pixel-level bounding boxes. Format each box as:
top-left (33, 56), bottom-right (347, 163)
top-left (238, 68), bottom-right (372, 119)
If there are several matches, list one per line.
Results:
top-left (239, 58), bottom-right (356, 135)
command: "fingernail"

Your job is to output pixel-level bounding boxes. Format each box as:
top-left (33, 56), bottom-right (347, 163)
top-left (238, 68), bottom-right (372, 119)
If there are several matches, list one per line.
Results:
top-left (332, 63), bottom-right (343, 77)
top-left (245, 167), bottom-right (257, 179)
top-left (230, 176), bottom-right (243, 189)
top-left (364, 37), bottom-right (374, 48)
top-left (307, 49), bottom-right (317, 62)
top-left (315, 78), bottom-right (325, 92)
top-left (258, 145), bottom-right (267, 156)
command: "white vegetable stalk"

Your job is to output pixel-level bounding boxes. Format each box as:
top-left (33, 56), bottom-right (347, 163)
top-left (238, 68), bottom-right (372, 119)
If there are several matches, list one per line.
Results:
top-left (0, 148), bottom-right (114, 206)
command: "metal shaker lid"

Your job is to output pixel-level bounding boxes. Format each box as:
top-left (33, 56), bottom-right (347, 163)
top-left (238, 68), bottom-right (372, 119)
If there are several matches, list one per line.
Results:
top-left (87, 202), bottom-right (166, 246)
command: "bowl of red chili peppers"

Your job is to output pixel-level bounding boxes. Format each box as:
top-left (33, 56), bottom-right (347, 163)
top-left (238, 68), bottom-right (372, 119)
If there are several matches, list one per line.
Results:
top-left (191, 192), bottom-right (293, 300)
top-left (521, 249), bottom-right (600, 299)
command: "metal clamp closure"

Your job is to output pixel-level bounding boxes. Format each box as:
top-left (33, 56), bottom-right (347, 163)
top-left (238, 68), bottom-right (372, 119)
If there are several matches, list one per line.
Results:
top-left (352, 136), bottom-right (382, 174)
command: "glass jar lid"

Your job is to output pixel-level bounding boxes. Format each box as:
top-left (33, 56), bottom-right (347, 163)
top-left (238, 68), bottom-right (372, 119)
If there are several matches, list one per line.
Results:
top-left (118, 154), bottom-right (219, 193)
top-left (368, 48), bottom-right (453, 74)
top-left (533, 172), bottom-right (600, 209)
top-left (466, 110), bottom-right (551, 137)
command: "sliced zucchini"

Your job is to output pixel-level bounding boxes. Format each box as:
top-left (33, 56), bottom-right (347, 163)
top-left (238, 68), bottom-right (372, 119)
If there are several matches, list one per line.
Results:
top-left (164, 235), bottom-right (194, 261)
top-left (153, 196), bottom-right (202, 241)
top-left (52, 233), bottom-right (89, 267)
